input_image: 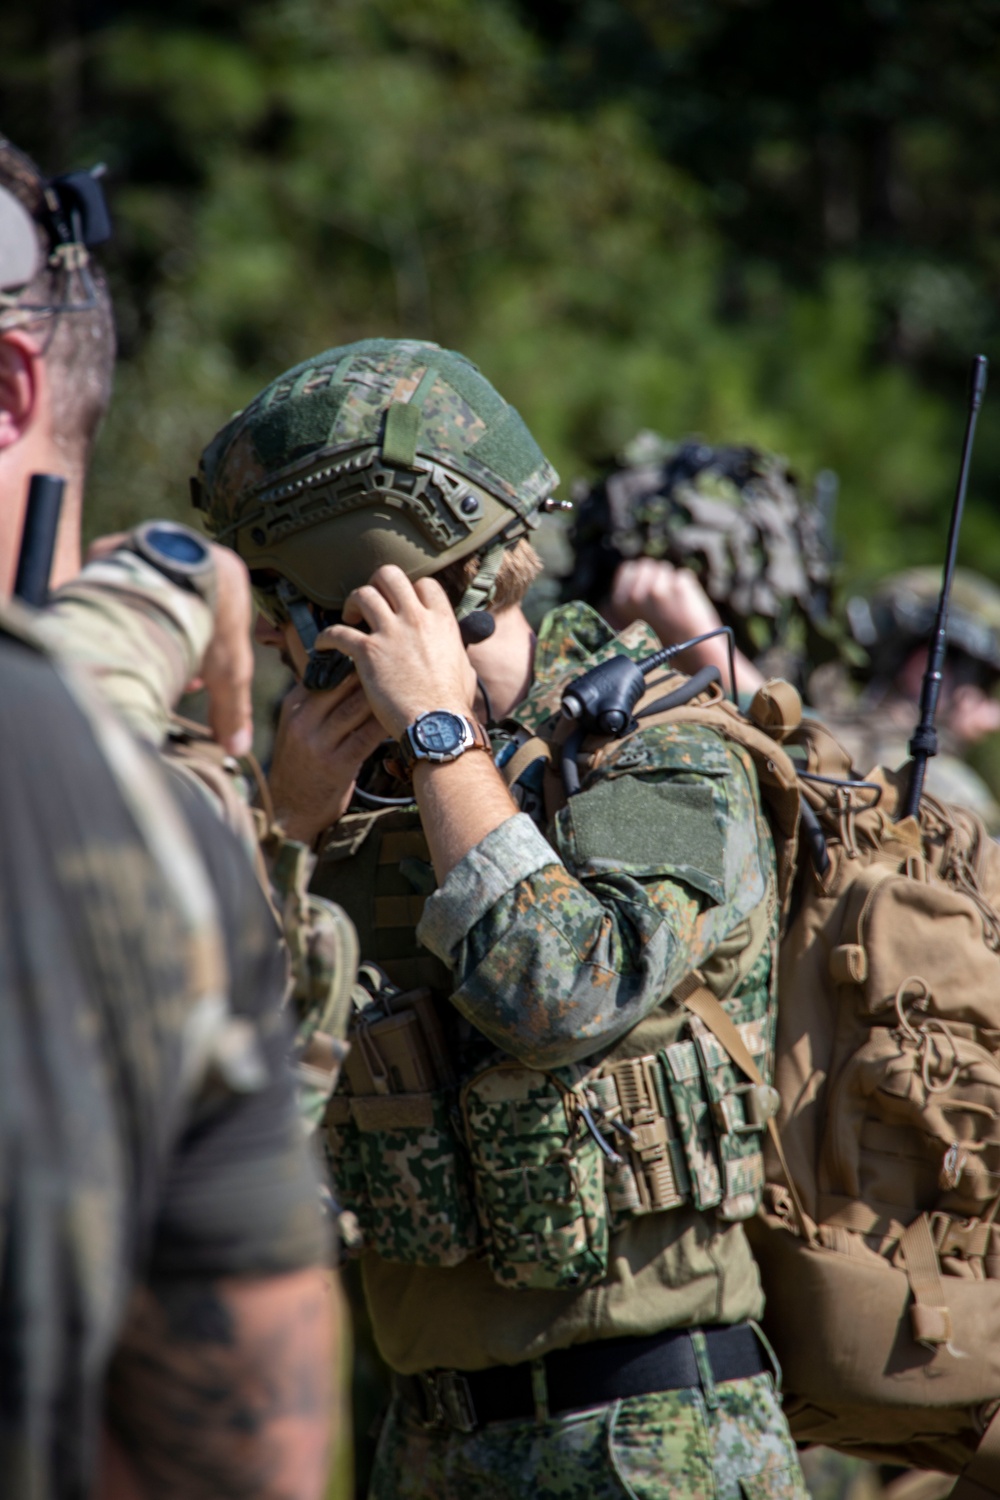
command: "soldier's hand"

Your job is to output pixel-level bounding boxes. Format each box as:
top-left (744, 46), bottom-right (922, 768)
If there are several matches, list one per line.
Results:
top-left (320, 564), bottom-right (478, 739)
top-left (199, 543), bottom-right (255, 758)
top-left (86, 532), bottom-right (256, 758)
top-left (269, 674), bottom-right (385, 845)
top-left (609, 557), bottom-right (765, 698)
top-left (609, 557), bottom-right (722, 642)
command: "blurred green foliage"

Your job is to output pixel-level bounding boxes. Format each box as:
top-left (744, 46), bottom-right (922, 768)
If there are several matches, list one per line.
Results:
top-left (4, 0), bottom-right (999, 587)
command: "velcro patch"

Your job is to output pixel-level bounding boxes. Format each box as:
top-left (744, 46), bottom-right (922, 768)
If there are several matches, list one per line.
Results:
top-left (559, 772), bottom-right (726, 903)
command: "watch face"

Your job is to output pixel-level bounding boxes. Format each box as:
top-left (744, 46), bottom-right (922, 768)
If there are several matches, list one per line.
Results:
top-left (413, 711), bottom-right (466, 757)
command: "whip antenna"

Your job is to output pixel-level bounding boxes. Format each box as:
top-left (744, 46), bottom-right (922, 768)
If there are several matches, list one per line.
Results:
top-left (902, 354), bottom-right (989, 820)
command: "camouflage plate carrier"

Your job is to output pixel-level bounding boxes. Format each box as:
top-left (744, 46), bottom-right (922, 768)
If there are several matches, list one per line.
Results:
top-left (317, 620), bottom-right (798, 1290)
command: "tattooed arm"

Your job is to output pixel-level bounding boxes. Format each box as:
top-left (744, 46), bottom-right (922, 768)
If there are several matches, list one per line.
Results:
top-left (100, 1266), bottom-right (335, 1500)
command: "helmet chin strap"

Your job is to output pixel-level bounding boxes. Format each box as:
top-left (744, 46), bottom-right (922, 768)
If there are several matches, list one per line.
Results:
top-left (456, 536), bottom-right (508, 645)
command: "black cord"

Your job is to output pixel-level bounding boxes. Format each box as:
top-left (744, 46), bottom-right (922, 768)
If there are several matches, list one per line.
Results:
top-left (635, 665), bottom-right (721, 718)
top-left (561, 725), bottom-right (584, 798)
top-left (476, 675), bottom-right (495, 728)
top-left (638, 627), bottom-right (737, 704)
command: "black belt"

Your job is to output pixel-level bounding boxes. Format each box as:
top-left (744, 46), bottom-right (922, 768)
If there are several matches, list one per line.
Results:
top-left (396, 1323), bottom-right (768, 1434)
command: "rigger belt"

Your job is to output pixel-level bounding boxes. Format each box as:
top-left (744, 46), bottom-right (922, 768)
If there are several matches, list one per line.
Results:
top-left (395, 1322), bottom-right (770, 1433)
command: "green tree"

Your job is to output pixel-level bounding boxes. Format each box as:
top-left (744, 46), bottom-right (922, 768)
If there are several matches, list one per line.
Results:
top-left (0, 0), bottom-right (994, 581)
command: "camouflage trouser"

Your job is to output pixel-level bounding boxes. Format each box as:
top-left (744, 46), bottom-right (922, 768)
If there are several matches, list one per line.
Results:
top-left (368, 1372), bottom-right (808, 1500)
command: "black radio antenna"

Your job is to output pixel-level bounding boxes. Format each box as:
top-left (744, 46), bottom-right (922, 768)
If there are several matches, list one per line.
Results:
top-left (901, 354), bottom-right (989, 820)
top-left (14, 474), bottom-right (65, 606)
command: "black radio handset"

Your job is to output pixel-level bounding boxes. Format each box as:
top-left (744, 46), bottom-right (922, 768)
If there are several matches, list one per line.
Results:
top-left (277, 579), bottom-right (360, 693)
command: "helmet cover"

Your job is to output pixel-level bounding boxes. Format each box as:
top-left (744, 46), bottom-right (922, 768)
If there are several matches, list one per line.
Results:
top-left (194, 338), bottom-right (558, 610)
top-left (564, 433), bottom-right (851, 681)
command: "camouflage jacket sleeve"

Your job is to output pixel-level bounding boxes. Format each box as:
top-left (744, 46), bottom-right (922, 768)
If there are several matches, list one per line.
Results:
top-left (416, 724), bottom-right (770, 1068)
top-left (37, 551), bottom-right (214, 746)
top-left (38, 555), bottom-right (359, 1110)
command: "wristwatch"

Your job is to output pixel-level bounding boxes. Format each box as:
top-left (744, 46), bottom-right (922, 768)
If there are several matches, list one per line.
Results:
top-left (396, 710), bottom-right (492, 775)
top-left (127, 520), bottom-right (217, 606)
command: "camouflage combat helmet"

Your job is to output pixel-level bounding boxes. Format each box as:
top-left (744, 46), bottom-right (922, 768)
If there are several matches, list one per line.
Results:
top-left (193, 338), bottom-right (559, 617)
top-left (847, 566), bottom-right (1000, 684)
top-left (564, 432), bottom-right (852, 682)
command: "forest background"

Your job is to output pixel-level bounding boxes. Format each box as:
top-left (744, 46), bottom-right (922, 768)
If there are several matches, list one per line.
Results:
top-left (4, 0), bottom-right (1000, 590)
top-left (5, 4), bottom-right (998, 1497)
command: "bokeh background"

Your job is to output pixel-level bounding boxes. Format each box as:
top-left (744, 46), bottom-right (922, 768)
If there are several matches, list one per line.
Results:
top-left (4, 4), bottom-right (998, 1498)
top-left (5, 0), bottom-right (1000, 587)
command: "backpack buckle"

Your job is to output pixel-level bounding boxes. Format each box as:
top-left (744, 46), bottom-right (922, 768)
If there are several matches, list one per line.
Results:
top-left (413, 1370), bottom-right (478, 1433)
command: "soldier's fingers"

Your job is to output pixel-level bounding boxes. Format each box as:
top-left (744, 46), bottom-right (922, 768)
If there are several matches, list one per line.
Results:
top-left (318, 622), bottom-right (371, 661)
top-left (208, 651), bottom-right (254, 758)
top-left (322, 686), bottom-right (380, 745)
top-left (281, 674), bottom-right (361, 734)
top-left (412, 575), bottom-right (452, 614)
top-left (339, 715), bottom-right (388, 769)
top-left (202, 558), bottom-right (255, 756)
top-left (345, 583), bottom-right (397, 633)
top-left (366, 564), bottom-right (421, 616)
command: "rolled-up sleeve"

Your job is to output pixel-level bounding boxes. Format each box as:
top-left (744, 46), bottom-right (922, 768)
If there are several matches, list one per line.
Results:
top-left (40, 553), bottom-right (214, 746)
top-left (417, 730), bottom-right (771, 1069)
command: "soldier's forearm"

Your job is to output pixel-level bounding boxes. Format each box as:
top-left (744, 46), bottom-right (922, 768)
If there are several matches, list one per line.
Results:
top-left (103, 1267), bottom-right (335, 1500)
top-left (41, 552), bottom-right (213, 744)
top-left (413, 751), bottom-right (519, 883)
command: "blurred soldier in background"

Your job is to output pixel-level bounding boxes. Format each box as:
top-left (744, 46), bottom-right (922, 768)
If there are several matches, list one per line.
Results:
top-left (563, 431), bottom-right (850, 700)
top-left (0, 600), bottom-right (334, 1499)
top-left (567, 433), bottom-right (1000, 830)
top-left (835, 566), bottom-right (1000, 827)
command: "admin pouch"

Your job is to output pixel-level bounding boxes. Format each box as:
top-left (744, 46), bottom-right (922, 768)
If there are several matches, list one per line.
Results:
top-left (461, 1062), bottom-right (608, 1290)
top-left (324, 970), bottom-right (478, 1266)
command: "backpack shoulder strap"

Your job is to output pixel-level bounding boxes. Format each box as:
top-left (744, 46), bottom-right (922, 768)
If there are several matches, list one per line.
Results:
top-left (674, 971), bottom-right (816, 1242)
top-left (952, 1407), bottom-right (1000, 1500)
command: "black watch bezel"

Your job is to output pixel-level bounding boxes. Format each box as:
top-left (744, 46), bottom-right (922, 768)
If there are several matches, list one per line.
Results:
top-left (409, 710), bottom-right (471, 760)
top-left (399, 710), bottom-right (480, 772)
top-left (130, 520), bottom-right (214, 592)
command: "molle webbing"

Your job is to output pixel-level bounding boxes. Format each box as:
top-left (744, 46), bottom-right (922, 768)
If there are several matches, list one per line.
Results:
top-left (313, 806), bottom-right (450, 997)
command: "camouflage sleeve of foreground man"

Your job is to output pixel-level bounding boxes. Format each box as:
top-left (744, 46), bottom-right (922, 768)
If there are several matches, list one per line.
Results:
top-left (38, 551), bottom-right (215, 746)
top-left (38, 550), bottom-right (358, 1107)
top-left (418, 722), bottom-right (769, 1068)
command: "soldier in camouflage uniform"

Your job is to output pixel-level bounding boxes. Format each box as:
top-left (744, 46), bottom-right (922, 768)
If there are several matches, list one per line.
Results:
top-left (564, 431), bottom-right (849, 700)
top-left (0, 596), bottom-right (334, 1500)
top-left (195, 338), bottom-right (809, 1500)
top-left (0, 134), bottom-right (358, 1111)
top-left (834, 566), bottom-right (1000, 830)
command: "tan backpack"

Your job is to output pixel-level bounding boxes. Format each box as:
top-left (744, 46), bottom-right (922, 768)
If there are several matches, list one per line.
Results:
top-left (642, 676), bottom-right (1000, 1492)
top-left (732, 700), bottom-right (1000, 1495)
top-left (514, 654), bottom-right (1000, 1493)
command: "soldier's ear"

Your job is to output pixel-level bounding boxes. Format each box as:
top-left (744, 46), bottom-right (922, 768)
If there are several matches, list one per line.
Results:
top-left (0, 329), bottom-right (43, 450)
